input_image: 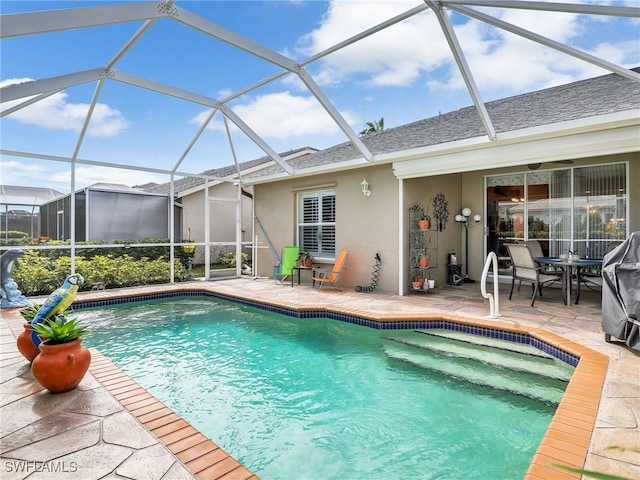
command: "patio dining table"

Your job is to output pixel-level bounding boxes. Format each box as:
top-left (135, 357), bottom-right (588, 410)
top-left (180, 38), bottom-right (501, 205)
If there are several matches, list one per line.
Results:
top-left (535, 257), bottom-right (603, 306)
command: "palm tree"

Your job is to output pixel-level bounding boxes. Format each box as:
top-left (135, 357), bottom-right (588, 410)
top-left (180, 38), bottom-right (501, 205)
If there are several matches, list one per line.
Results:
top-left (359, 117), bottom-right (384, 136)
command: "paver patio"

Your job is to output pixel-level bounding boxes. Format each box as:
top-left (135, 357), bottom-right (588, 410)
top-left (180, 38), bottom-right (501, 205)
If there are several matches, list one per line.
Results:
top-left (1, 278), bottom-right (638, 479)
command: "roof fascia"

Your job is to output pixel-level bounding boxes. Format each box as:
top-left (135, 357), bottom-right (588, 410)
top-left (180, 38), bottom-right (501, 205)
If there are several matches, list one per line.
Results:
top-left (392, 114), bottom-right (639, 178)
top-left (244, 110), bottom-right (639, 184)
top-left (241, 157), bottom-right (371, 186)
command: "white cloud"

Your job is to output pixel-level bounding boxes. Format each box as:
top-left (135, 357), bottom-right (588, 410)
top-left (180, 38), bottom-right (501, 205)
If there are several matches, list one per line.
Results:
top-left (0, 158), bottom-right (163, 190)
top-left (50, 165), bottom-right (165, 188)
top-left (297, 1), bottom-right (449, 87)
top-left (1, 78), bottom-right (129, 138)
top-left (295, 0), bottom-right (636, 95)
top-left (191, 91), bottom-right (356, 140)
top-left (0, 160), bottom-right (48, 184)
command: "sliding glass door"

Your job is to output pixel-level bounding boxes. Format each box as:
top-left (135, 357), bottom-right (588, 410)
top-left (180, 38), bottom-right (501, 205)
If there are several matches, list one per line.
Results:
top-left (485, 162), bottom-right (627, 271)
top-left (573, 163), bottom-right (627, 259)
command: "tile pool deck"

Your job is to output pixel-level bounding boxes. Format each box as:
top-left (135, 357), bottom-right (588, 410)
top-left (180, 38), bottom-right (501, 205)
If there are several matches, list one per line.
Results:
top-left (1, 278), bottom-right (638, 480)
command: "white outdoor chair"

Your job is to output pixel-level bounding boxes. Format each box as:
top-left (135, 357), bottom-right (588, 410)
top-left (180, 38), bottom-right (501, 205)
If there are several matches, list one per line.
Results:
top-left (506, 243), bottom-right (561, 307)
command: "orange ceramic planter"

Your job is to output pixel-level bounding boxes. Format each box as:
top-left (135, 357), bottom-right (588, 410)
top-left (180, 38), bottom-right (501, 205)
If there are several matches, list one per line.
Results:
top-left (418, 219), bottom-right (430, 230)
top-left (31, 338), bottom-right (91, 393)
top-left (17, 323), bottom-right (41, 363)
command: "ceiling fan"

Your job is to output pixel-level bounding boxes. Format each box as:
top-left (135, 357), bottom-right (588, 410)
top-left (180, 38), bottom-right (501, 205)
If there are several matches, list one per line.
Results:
top-left (527, 160), bottom-right (574, 170)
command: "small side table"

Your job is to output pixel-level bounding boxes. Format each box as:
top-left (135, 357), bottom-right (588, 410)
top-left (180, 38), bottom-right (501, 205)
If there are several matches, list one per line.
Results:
top-left (291, 266), bottom-right (313, 287)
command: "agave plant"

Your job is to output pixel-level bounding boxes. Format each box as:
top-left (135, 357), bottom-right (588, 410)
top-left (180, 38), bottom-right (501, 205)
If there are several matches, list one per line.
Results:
top-left (20, 304), bottom-right (72, 323)
top-left (31, 315), bottom-right (90, 345)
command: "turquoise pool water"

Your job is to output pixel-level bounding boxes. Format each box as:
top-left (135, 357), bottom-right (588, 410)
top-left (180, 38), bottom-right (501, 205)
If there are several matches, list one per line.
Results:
top-left (81, 298), bottom-right (557, 479)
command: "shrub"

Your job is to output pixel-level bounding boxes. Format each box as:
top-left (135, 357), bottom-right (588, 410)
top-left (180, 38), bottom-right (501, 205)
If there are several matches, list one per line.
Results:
top-left (220, 252), bottom-right (249, 268)
top-left (0, 230), bottom-right (30, 246)
top-left (12, 252), bottom-right (189, 296)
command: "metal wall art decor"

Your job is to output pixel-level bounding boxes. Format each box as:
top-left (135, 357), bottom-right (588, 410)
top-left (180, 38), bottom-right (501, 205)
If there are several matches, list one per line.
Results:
top-left (432, 193), bottom-right (449, 232)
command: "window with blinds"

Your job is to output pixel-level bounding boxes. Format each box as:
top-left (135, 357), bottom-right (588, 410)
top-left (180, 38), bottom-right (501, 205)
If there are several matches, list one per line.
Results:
top-left (485, 162), bottom-right (627, 262)
top-left (297, 190), bottom-right (336, 259)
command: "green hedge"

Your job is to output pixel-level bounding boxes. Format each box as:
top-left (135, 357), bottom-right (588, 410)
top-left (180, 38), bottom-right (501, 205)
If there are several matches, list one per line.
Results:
top-left (0, 230), bottom-right (31, 246)
top-left (25, 238), bottom-right (175, 262)
top-left (12, 251), bottom-right (189, 296)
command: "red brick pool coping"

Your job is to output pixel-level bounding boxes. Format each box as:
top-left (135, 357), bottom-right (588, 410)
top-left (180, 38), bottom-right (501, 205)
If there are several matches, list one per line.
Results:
top-left (47, 286), bottom-right (611, 479)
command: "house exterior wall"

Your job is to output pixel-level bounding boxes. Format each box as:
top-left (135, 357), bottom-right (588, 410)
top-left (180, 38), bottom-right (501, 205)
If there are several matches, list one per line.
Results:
top-left (253, 152), bottom-right (636, 294)
top-left (254, 164), bottom-right (400, 293)
top-left (404, 174), bottom-right (464, 289)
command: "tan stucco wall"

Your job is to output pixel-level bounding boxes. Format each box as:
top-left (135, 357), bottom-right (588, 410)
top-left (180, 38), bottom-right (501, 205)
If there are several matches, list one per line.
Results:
top-left (254, 165), bottom-right (400, 293)
top-left (253, 152), bottom-right (636, 293)
top-left (180, 182), bottom-right (253, 265)
top-left (175, 150), bottom-right (636, 290)
top-left (404, 175), bottom-right (464, 289)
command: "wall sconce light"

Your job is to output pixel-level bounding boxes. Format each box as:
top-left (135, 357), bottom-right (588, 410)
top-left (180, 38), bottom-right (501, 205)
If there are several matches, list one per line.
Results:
top-left (361, 178), bottom-right (371, 197)
top-left (455, 208), bottom-right (481, 283)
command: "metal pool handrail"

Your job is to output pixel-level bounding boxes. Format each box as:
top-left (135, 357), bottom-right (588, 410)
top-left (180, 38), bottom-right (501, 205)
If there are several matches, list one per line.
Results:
top-left (481, 251), bottom-right (501, 319)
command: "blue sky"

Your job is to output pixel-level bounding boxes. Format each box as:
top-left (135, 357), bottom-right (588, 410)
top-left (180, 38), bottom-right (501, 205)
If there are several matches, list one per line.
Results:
top-left (1, 0), bottom-right (639, 192)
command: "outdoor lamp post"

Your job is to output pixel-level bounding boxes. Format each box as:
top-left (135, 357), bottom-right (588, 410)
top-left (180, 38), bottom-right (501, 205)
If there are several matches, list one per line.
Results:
top-left (455, 208), bottom-right (481, 283)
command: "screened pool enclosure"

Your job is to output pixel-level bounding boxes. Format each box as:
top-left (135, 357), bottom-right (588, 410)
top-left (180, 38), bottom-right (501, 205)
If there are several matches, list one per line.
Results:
top-left (1, 1), bottom-right (638, 292)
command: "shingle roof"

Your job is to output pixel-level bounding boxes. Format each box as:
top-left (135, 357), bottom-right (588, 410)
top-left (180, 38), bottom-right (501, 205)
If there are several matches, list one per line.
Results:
top-left (249, 67), bottom-right (640, 178)
top-left (144, 147), bottom-right (317, 195)
top-left (146, 68), bottom-right (639, 191)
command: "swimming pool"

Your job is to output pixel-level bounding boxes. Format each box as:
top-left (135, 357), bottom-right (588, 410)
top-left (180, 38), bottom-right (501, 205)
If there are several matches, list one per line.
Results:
top-left (81, 296), bottom-right (563, 479)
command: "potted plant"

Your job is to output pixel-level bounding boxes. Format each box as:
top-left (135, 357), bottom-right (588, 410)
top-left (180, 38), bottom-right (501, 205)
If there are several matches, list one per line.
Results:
top-left (412, 276), bottom-right (425, 290)
top-left (16, 304), bottom-right (43, 363)
top-left (418, 213), bottom-right (431, 230)
top-left (31, 314), bottom-right (91, 393)
top-left (16, 304), bottom-right (72, 363)
top-left (298, 249), bottom-right (314, 267)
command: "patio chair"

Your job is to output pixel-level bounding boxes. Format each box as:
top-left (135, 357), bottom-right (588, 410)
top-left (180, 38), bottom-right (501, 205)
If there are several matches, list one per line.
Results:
top-left (524, 240), bottom-right (544, 259)
top-left (576, 267), bottom-right (603, 305)
top-left (525, 239), bottom-right (561, 275)
top-left (312, 249), bottom-right (348, 291)
top-left (506, 244), bottom-right (561, 307)
top-left (274, 246), bottom-right (299, 284)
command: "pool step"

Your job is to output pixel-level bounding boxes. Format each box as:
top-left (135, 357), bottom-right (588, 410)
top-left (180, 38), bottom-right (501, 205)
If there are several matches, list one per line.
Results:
top-left (386, 329), bottom-right (573, 381)
top-left (381, 330), bottom-right (573, 405)
top-left (415, 329), bottom-right (555, 361)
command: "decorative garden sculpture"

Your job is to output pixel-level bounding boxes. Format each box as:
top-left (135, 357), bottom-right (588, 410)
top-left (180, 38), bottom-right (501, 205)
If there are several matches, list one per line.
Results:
top-left (30, 274), bottom-right (85, 347)
top-left (0, 249), bottom-right (31, 308)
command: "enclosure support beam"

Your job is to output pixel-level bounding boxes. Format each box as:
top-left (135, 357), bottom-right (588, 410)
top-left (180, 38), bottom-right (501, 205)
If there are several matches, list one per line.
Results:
top-left (426, 1), bottom-right (496, 140)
